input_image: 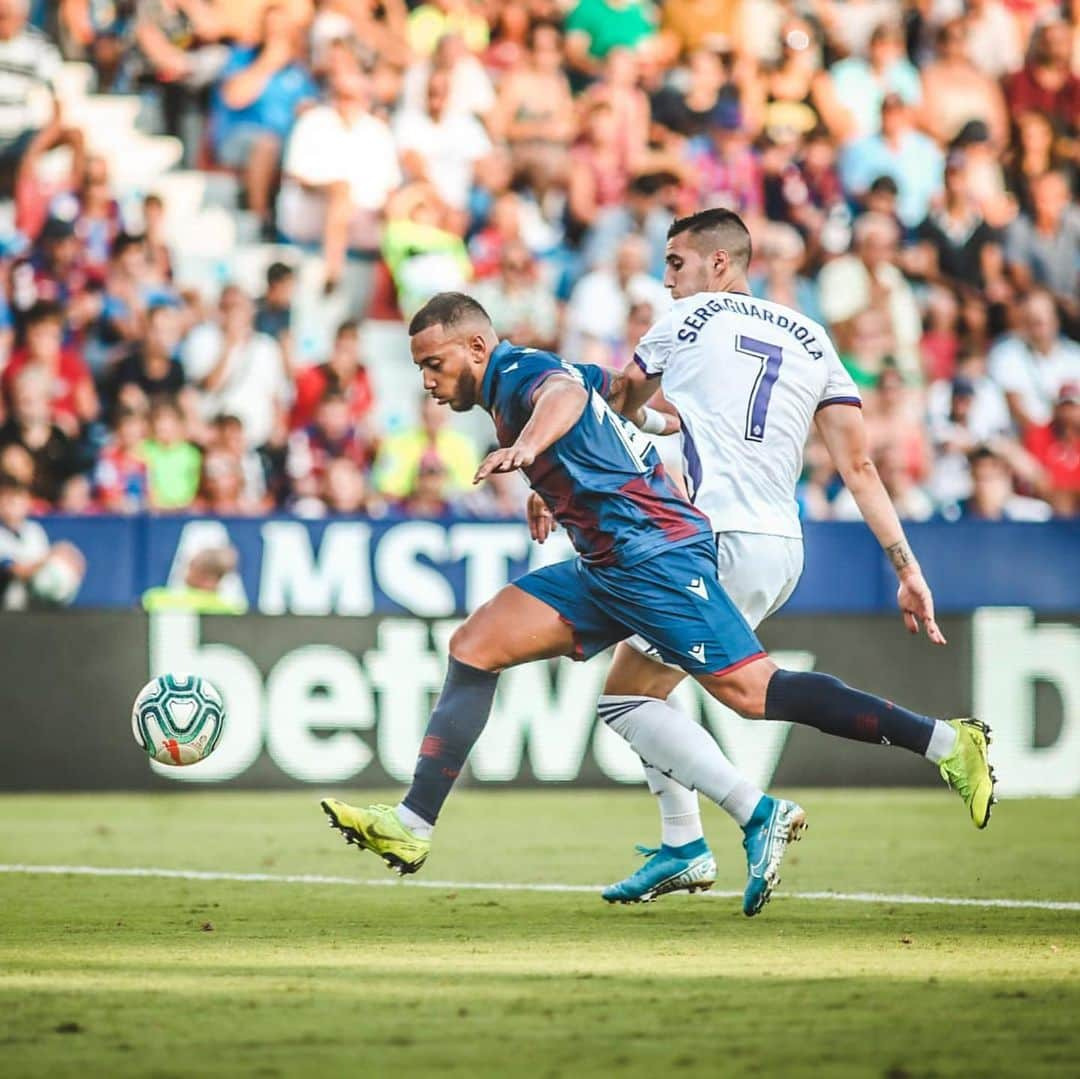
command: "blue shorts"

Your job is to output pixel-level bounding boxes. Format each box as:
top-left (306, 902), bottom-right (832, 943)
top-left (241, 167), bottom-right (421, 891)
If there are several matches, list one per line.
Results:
top-left (514, 539), bottom-right (765, 677)
top-left (214, 123), bottom-right (280, 169)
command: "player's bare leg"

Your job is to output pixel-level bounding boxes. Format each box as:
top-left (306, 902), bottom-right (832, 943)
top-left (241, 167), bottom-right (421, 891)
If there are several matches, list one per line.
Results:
top-left (600, 645), bottom-right (790, 912)
top-left (695, 657), bottom-right (996, 829)
top-left (321, 585), bottom-right (577, 873)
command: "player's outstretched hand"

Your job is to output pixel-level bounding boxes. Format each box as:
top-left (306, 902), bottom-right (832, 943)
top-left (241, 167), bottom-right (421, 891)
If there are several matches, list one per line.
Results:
top-left (474, 444), bottom-right (536, 483)
top-left (897, 571), bottom-right (947, 645)
top-left (527, 492), bottom-right (556, 543)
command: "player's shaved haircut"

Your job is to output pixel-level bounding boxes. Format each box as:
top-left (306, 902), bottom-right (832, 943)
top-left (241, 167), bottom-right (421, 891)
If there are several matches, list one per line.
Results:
top-left (668, 208), bottom-right (753, 271)
top-left (408, 292), bottom-right (492, 337)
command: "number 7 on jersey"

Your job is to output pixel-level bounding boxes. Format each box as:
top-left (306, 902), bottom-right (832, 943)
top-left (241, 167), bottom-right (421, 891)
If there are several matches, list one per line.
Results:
top-left (737, 336), bottom-right (784, 442)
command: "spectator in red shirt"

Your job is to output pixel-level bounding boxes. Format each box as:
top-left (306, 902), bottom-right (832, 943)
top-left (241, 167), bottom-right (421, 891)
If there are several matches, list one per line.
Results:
top-left (94, 406), bottom-right (149, 513)
top-left (1026, 383), bottom-right (1080, 517)
top-left (3, 300), bottom-right (98, 437)
top-left (9, 215), bottom-right (101, 335)
top-left (195, 448), bottom-right (265, 517)
top-left (290, 319), bottom-right (374, 430)
top-left (287, 388), bottom-right (375, 500)
top-left (1004, 19), bottom-right (1080, 135)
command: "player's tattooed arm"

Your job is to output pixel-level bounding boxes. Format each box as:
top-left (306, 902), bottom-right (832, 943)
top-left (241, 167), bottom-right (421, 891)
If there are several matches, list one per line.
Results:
top-left (816, 402), bottom-right (945, 645)
top-left (885, 540), bottom-right (916, 574)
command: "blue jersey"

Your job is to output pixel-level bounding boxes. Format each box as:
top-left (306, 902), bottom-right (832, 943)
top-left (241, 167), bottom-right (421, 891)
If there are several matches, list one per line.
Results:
top-left (481, 341), bottom-right (711, 567)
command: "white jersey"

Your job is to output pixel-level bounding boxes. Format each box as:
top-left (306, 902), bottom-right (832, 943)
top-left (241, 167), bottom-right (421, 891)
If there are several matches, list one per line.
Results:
top-left (0, 519), bottom-right (49, 611)
top-left (635, 291), bottom-right (860, 538)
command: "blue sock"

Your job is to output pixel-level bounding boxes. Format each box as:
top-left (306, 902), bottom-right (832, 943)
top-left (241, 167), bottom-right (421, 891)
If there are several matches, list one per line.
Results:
top-left (744, 795), bottom-right (775, 831)
top-left (765, 670), bottom-right (935, 756)
top-left (401, 657), bottom-right (499, 825)
top-left (662, 837), bottom-right (710, 859)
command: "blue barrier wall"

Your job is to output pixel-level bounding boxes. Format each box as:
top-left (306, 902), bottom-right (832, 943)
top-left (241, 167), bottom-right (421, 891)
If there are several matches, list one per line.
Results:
top-left (37, 514), bottom-right (1080, 614)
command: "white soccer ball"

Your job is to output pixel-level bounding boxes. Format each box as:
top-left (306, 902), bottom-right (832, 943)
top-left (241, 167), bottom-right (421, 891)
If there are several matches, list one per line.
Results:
top-left (131, 674), bottom-right (226, 766)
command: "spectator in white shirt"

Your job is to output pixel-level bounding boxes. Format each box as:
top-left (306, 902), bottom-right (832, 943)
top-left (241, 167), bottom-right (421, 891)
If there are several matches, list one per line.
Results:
top-left (562, 234), bottom-right (670, 368)
top-left (989, 289), bottom-right (1080, 432)
top-left (0, 471), bottom-right (84, 610)
top-left (394, 66), bottom-right (492, 213)
top-left (182, 285), bottom-right (291, 451)
top-left (277, 39), bottom-right (402, 290)
top-left (818, 212), bottom-right (923, 381)
top-left (0, 0), bottom-right (83, 203)
top-left (400, 31), bottom-right (496, 120)
top-left (926, 354), bottom-right (1015, 505)
top-left (964, 0), bottom-right (1023, 79)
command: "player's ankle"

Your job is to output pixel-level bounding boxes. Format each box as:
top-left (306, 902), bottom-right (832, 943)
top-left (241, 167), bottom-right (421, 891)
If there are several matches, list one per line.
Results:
top-left (662, 837), bottom-right (710, 859)
top-left (396, 802), bottom-right (435, 839)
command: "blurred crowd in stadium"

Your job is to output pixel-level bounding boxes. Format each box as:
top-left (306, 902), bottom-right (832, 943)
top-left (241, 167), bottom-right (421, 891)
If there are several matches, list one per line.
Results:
top-left (0, 0), bottom-right (1077, 526)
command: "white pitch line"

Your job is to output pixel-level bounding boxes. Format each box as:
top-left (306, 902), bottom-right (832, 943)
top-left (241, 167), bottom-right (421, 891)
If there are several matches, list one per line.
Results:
top-left (1, 864), bottom-right (1078, 912)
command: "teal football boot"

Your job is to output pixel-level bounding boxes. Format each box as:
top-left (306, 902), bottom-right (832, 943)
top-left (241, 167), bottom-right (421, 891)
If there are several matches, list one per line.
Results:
top-left (742, 796), bottom-right (807, 916)
top-left (602, 838), bottom-right (716, 903)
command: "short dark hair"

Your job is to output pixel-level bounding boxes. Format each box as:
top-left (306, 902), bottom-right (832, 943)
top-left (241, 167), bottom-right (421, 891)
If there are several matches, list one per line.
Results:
top-left (869, 174), bottom-right (899, 196)
top-left (335, 318), bottom-right (360, 340)
top-left (266, 261), bottom-right (294, 286)
top-left (629, 170), bottom-right (680, 198)
top-left (968, 445), bottom-right (1003, 468)
top-left (0, 471), bottom-right (28, 494)
top-left (527, 18), bottom-right (562, 49)
top-left (111, 231), bottom-right (144, 259)
top-left (408, 292), bottom-right (491, 337)
top-left (667, 208), bottom-right (753, 269)
top-left (24, 299), bottom-right (64, 327)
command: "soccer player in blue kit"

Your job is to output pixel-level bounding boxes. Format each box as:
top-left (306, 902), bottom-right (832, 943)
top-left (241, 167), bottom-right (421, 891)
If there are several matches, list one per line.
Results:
top-left (321, 292), bottom-right (993, 912)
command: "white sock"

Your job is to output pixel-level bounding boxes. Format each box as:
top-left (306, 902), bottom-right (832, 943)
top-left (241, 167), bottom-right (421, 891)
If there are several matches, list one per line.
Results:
top-left (395, 802), bottom-right (434, 839)
top-left (924, 720), bottom-right (959, 765)
top-left (642, 763), bottom-right (703, 847)
top-left (598, 695), bottom-right (764, 828)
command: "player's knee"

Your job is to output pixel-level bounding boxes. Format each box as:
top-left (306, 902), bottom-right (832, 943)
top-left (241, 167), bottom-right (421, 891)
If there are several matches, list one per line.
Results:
top-left (701, 657), bottom-right (777, 719)
top-left (447, 622), bottom-right (501, 673)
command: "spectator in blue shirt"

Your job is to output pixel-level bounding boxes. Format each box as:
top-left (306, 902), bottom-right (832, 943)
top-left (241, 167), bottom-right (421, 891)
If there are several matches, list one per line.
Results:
top-left (825, 22), bottom-right (921, 142)
top-left (210, 5), bottom-right (318, 236)
top-left (840, 93), bottom-right (944, 229)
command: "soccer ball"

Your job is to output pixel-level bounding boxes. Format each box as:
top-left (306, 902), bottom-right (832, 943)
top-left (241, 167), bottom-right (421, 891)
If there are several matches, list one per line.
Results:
top-left (131, 674), bottom-right (226, 766)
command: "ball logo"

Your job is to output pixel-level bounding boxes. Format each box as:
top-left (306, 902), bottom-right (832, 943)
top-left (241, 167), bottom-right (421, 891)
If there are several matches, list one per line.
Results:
top-left (132, 672), bottom-right (226, 767)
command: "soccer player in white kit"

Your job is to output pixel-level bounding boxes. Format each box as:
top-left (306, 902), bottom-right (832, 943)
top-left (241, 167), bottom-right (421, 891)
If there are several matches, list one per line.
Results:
top-left (528, 208), bottom-right (996, 913)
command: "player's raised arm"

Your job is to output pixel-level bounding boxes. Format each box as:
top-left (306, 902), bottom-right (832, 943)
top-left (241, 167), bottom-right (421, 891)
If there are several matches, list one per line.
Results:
top-left (607, 362), bottom-right (681, 437)
top-left (815, 402), bottom-right (947, 646)
top-left (474, 375), bottom-right (588, 482)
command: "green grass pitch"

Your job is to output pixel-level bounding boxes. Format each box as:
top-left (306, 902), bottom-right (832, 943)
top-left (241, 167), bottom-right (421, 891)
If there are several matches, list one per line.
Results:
top-left (2, 789), bottom-right (1078, 1078)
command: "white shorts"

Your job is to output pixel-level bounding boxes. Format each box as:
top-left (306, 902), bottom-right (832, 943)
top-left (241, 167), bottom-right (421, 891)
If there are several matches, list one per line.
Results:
top-left (626, 531), bottom-right (804, 661)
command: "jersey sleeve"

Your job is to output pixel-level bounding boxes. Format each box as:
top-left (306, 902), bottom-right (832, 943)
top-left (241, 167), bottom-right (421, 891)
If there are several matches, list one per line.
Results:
top-left (816, 336), bottom-right (862, 411)
top-left (496, 350), bottom-right (584, 416)
top-left (574, 362), bottom-right (612, 398)
top-left (632, 313), bottom-right (674, 378)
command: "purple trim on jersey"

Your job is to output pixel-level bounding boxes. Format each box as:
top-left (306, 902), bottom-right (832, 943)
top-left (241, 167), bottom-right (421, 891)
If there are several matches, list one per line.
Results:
top-left (531, 452), bottom-right (618, 565)
top-left (520, 367), bottom-right (565, 406)
top-left (816, 396), bottom-right (862, 412)
top-left (679, 413), bottom-right (704, 504)
top-left (618, 468), bottom-right (709, 543)
top-left (633, 352), bottom-right (655, 376)
top-left (596, 366), bottom-right (613, 398)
